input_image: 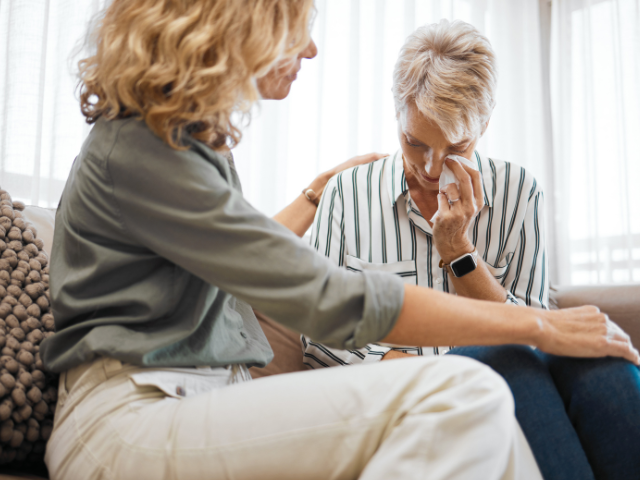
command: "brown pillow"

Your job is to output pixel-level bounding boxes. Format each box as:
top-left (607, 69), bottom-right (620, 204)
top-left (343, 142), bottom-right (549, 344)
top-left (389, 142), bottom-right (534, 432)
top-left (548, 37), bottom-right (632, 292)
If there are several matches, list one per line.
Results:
top-left (0, 188), bottom-right (57, 467)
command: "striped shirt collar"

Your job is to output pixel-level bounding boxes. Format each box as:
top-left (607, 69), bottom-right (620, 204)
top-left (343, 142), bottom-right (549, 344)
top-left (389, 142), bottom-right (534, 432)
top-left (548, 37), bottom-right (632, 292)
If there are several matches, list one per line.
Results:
top-left (386, 150), bottom-right (494, 208)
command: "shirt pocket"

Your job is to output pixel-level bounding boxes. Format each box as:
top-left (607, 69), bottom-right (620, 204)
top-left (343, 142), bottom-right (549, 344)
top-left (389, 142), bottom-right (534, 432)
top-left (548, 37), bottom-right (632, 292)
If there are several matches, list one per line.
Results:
top-left (345, 255), bottom-right (417, 285)
top-left (484, 252), bottom-right (514, 283)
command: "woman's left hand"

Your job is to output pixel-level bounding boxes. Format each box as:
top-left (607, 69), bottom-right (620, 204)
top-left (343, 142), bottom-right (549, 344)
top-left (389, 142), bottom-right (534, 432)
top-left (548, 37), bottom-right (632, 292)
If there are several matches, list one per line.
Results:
top-left (432, 157), bottom-right (484, 263)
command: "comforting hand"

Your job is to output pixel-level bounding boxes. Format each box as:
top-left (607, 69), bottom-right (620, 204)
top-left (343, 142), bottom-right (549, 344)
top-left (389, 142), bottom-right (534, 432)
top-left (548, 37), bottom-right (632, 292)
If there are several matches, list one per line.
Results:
top-left (274, 152), bottom-right (389, 237)
top-left (432, 157), bottom-right (484, 263)
top-left (381, 303), bottom-right (640, 366)
top-left (322, 152), bottom-right (390, 185)
top-left (535, 305), bottom-right (640, 364)
top-left (308, 152), bottom-right (389, 201)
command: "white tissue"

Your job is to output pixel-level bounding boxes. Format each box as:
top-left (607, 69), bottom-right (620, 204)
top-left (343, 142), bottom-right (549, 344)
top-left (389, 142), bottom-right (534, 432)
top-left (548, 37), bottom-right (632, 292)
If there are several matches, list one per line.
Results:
top-left (428, 154), bottom-right (479, 224)
top-left (438, 154), bottom-right (478, 190)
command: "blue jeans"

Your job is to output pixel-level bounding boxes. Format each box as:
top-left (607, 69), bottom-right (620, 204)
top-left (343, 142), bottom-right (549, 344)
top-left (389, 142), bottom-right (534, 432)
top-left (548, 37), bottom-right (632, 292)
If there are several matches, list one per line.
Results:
top-left (447, 345), bottom-right (640, 480)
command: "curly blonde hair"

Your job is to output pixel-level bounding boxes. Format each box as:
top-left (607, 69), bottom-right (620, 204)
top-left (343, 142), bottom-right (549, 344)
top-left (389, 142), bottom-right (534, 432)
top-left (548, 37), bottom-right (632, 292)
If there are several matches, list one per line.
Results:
top-left (79, 0), bottom-right (314, 150)
top-left (392, 19), bottom-right (497, 143)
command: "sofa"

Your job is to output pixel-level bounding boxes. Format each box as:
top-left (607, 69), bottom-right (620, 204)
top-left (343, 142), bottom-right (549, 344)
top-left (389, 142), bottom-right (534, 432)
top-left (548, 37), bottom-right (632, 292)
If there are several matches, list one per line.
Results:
top-left (1, 206), bottom-right (638, 479)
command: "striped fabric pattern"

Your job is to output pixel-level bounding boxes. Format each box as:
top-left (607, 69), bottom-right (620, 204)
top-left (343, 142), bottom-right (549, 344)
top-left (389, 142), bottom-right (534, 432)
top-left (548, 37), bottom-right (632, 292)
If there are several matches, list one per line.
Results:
top-left (302, 150), bottom-right (548, 369)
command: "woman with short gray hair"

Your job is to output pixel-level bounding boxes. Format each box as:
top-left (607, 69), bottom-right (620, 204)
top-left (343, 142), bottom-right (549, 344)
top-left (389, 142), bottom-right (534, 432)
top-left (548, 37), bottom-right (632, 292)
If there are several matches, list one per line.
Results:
top-left (393, 19), bottom-right (497, 146)
top-left (303, 19), bottom-right (640, 480)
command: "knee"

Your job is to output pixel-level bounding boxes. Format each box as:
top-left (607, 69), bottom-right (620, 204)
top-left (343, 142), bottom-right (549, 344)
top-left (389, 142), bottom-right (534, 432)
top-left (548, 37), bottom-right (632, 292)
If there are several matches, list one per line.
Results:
top-left (387, 355), bottom-right (515, 404)
top-left (434, 355), bottom-right (514, 406)
top-left (447, 345), bottom-right (542, 372)
top-left (544, 355), bottom-right (640, 400)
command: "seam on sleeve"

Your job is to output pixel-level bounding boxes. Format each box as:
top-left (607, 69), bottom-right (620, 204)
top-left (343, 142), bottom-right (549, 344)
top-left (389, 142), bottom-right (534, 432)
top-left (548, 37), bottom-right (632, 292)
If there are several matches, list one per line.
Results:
top-left (103, 121), bottom-right (130, 240)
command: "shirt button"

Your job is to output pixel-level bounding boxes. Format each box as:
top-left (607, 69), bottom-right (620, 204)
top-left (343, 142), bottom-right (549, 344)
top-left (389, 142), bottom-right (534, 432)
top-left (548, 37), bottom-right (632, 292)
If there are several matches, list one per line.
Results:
top-left (436, 278), bottom-right (443, 284)
top-left (240, 332), bottom-right (247, 339)
top-left (176, 386), bottom-right (186, 397)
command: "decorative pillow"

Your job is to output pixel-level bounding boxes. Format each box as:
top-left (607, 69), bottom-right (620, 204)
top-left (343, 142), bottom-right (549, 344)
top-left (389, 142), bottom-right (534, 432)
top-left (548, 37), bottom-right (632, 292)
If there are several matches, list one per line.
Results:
top-left (0, 188), bottom-right (57, 466)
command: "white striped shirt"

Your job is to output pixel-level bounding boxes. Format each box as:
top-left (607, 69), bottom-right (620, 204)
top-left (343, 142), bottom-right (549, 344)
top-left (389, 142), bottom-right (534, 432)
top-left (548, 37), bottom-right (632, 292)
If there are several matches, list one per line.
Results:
top-left (302, 150), bottom-right (548, 369)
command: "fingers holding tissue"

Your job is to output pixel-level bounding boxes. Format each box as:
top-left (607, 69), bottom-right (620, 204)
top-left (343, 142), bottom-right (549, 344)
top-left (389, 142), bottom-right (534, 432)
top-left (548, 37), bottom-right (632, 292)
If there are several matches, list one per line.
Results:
top-left (430, 155), bottom-right (480, 224)
top-left (440, 183), bottom-right (461, 203)
top-left (439, 154), bottom-right (478, 190)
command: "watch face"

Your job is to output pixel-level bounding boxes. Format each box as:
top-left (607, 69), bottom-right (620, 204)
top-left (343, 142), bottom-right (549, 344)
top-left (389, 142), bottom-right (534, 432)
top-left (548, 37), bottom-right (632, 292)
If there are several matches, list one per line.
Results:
top-left (451, 254), bottom-right (477, 277)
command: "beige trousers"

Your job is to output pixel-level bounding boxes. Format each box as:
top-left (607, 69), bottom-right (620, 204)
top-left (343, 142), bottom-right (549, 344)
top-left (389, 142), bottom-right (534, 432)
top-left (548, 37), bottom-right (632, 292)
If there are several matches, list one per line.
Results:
top-left (45, 356), bottom-right (542, 480)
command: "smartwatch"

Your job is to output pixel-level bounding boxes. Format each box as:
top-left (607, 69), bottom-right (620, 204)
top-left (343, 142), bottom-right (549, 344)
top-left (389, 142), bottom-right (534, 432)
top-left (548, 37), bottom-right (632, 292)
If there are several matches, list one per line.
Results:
top-left (440, 250), bottom-right (478, 278)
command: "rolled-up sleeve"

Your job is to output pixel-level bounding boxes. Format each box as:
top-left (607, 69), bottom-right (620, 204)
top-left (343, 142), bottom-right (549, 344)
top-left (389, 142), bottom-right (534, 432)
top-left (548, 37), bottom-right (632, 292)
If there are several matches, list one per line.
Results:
top-left (106, 126), bottom-right (404, 349)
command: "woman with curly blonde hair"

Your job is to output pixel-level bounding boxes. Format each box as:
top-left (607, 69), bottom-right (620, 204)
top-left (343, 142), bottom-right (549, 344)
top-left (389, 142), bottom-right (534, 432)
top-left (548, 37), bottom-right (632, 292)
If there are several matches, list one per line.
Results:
top-left (40, 1), bottom-right (637, 479)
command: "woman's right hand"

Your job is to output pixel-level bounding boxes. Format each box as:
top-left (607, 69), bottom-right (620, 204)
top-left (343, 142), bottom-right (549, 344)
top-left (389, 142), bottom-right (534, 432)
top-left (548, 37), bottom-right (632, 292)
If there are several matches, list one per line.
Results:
top-left (310, 152), bottom-right (390, 196)
top-left (322, 152), bottom-right (390, 182)
top-left (535, 306), bottom-right (640, 364)
top-left (274, 152), bottom-right (389, 237)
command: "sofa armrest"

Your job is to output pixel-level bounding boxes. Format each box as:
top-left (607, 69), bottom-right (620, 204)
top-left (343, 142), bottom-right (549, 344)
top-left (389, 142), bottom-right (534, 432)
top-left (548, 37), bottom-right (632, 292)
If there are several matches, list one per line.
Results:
top-left (550, 283), bottom-right (640, 347)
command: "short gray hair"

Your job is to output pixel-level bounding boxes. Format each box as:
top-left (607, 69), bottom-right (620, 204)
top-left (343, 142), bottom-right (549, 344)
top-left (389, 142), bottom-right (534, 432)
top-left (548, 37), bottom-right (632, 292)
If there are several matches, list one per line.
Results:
top-left (392, 19), bottom-right (497, 143)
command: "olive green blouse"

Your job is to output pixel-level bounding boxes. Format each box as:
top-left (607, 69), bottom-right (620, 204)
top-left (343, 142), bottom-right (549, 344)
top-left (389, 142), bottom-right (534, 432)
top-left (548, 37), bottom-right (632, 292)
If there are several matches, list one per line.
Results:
top-left (40, 117), bottom-right (405, 373)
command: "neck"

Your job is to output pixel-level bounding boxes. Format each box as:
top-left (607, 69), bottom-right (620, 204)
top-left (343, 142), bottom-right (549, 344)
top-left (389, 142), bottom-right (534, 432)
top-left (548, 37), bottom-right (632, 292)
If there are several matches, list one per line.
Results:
top-left (405, 177), bottom-right (439, 225)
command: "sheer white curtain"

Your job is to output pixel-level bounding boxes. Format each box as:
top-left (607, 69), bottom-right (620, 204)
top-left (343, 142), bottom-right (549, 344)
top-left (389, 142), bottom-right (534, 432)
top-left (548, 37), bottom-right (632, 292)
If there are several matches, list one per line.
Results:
top-left (234, 0), bottom-right (550, 218)
top-left (233, 0), bottom-right (555, 278)
top-left (1, 0), bottom-right (555, 279)
top-left (551, 0), bottom-right (640, 284)
top-left (0, 0), bottom-right (108, 207)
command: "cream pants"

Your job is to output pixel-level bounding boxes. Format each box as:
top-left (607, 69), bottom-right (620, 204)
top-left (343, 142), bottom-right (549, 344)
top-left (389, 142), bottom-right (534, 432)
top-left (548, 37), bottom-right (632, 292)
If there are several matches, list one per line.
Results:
top-left (45, 356), bottom-right (542, 480)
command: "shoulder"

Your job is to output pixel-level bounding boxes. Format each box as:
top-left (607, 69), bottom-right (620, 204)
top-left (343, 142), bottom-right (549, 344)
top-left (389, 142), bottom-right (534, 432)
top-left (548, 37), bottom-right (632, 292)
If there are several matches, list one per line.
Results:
top-left (95, 118), bottom-right (232, 186)
top-left (327, 156), bottom-right (391, 197)
top-left (478, 154), bottom-right (542, 203)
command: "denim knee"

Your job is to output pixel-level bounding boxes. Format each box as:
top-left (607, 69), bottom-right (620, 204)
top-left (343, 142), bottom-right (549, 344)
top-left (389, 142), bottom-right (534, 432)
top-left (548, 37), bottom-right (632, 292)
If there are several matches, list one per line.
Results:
top-left (538, 354), bottom-right (640, 403)
top-left (447, 345), bottom-right (543, 372)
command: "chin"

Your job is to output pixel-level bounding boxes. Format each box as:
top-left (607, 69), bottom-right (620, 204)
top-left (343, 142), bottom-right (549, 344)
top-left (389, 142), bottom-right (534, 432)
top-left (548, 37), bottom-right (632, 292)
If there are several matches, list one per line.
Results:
top-left (262, 83), bottom-right (293, 101)
top-left (273, 84), bottom-right (293, 100)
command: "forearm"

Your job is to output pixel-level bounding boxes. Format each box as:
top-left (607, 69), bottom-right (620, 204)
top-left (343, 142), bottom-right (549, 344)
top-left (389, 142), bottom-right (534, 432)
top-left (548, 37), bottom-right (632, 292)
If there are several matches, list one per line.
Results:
top-left (448, 260), bottom-right (507, 302)
top-left (382, 285), bottom-right (539, 348)
top-left (273, 173), bottom-right (330, 237)
top-left (272, 195), bottom-right (318, 237)
top-left (273, 153), bottom-right (389, 237)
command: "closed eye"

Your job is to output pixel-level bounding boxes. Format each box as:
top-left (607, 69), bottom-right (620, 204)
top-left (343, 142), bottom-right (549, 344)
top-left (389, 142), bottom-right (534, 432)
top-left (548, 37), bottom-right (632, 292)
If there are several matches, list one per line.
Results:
top-left (404, 135), bottom-right (422, 148)
top-left (450, 142), bottom-right (471, 154)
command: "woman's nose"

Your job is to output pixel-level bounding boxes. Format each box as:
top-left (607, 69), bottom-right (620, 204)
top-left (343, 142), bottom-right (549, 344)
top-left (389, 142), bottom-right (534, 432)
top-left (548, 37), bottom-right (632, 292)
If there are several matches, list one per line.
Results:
top-left (301, 39), bottom-right (318, 60)
top-left (425, 153), bottom-right (447, 175)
